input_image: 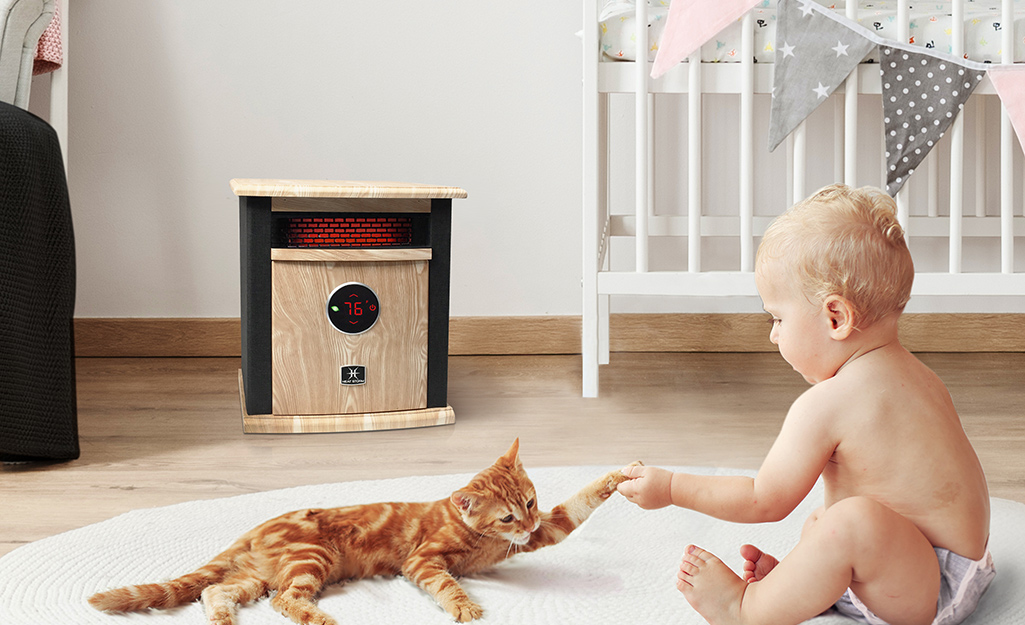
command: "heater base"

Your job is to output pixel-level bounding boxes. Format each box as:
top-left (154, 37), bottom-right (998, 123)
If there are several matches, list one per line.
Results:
top-left (238, 370), bottom-right (454, 434)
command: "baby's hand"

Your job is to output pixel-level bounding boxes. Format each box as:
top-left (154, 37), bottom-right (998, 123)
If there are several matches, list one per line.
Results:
top-left (616, 465), bottom-right (674, 510)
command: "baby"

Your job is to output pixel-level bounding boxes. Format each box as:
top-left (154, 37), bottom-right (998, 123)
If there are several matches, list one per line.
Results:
top-left (618, 184), bottom-right (994, 625)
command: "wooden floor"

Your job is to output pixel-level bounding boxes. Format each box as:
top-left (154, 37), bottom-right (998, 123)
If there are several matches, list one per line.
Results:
top-left (2, 353), bottom-right (1023, 558)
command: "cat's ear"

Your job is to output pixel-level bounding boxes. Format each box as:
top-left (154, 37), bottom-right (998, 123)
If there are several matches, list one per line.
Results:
top-left (451, 490), bottom-right (477, 513)
top-left (498, 438), bottom-right (521, 468)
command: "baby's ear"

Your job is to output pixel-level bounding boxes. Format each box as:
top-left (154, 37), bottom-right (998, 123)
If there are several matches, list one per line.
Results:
top-left (824, 295), bottom-right (856, 339)
top-left (451, 490), bottom-right (477, 513)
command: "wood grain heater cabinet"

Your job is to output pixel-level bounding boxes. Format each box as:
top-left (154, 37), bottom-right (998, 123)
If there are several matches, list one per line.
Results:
top-left (232, 179), bottom-right (466, 434)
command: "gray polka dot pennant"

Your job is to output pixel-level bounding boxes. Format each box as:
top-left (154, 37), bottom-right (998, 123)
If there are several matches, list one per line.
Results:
top-left (768, 0), bottom-right (875, 153)
top-left (880, 47), bottom-right (986, 196)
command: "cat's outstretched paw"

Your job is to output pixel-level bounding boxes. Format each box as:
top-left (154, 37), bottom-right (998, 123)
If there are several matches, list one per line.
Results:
top-left (450, 600), bottom-right (483, 622)
top-left (600, 461), bottom-right (644, 498)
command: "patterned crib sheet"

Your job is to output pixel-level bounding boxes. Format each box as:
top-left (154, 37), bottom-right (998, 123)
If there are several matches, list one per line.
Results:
top-left (600, 0), bottom-right (1025, 64)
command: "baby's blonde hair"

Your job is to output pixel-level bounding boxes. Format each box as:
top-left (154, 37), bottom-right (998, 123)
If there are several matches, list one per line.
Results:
top-left (756, 184), bottom-right (914, 329)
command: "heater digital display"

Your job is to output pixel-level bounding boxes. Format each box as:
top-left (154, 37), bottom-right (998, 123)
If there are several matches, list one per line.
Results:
top-left (327, 283), bottom-right (380, 334)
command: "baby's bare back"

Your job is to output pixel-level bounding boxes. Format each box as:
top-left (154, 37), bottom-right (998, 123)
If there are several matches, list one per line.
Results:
top-left (818, 347), bottom-right (990, 560)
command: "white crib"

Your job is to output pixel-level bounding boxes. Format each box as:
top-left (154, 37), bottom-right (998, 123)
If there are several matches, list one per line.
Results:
top-left (581, 0), bottom-right (1025, 397)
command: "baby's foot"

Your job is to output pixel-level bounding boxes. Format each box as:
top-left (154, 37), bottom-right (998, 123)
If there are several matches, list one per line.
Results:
top-left (677, 545), bottom-right (746, 625)
top-left (740, 544), bottom-right (778, 583)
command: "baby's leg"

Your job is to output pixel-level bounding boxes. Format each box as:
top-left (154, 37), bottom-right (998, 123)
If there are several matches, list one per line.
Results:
top-left (678, 497), bottom-right (940, 625)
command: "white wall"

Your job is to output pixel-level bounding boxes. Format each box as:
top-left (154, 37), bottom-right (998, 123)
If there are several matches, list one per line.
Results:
top-left (32, 0), bottom-right (585, 318)
top-left (28, 1), bottom-right (1024, 319)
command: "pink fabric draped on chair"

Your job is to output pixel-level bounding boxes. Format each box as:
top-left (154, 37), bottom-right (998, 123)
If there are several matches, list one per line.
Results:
top-left (32, 0), bottom-right (61, 75)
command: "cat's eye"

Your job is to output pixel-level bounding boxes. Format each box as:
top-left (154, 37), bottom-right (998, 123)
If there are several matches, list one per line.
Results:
top-left (501, 514), bottom-right (514, 523)
top-left (526, 499), bottom-right (535, 509)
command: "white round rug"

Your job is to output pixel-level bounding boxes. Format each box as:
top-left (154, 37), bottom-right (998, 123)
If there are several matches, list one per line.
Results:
top-left (0, 466), bottom-right (1021, 624)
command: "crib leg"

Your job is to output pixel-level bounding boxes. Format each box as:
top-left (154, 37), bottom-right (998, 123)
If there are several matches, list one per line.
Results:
top-left (582, 289), bottom-right (600, 398)
top-left (599, 294), bottom-right (610, 366)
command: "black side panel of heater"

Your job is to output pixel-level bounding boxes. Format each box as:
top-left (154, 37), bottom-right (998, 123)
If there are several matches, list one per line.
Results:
top-left (427, 199), bottom-right (452, 408)
top-left (240, 196), bottom-right (273, 415)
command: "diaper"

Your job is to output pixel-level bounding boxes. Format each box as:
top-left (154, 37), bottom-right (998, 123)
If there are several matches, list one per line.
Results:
top-left (833, 547), bottom-right (995, 625)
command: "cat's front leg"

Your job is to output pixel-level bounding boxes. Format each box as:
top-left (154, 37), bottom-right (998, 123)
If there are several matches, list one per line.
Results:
top-left (525, 461), bottom-right (642, 551)
top-left (402, 553), bottom-right (483, 622)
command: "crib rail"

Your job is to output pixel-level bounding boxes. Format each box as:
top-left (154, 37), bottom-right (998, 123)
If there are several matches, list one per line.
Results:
top-left (582, 0), bottom-right (1025, 397)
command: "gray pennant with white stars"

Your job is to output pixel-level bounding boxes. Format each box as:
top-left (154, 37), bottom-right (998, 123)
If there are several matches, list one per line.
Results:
top-left (768, 0), bottom-right (876, 152)
top-left (880, 47), bottom-right (986, 196)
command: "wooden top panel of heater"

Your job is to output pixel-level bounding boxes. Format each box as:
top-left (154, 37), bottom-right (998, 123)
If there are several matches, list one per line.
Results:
top-left (230, 179), bottom-right (467, 199)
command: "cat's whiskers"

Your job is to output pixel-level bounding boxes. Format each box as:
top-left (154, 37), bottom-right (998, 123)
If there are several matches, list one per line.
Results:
top-left (471, 529), bottom-right (493, 549)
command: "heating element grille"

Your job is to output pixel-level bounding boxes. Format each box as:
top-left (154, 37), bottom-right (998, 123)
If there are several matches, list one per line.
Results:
top-left (277, 216), bottom-right (414, 248)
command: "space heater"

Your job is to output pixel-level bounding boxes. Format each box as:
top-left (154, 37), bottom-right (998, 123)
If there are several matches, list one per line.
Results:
top-left (232, 179), bottom-right (466, 433)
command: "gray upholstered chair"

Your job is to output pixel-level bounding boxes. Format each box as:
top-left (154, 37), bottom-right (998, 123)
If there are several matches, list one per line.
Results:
top-left (0, 0), bottom-right (54, 108)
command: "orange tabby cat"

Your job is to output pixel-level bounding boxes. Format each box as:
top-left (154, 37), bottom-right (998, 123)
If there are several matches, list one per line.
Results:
top-left (89, 439), bottom-right (638, 624)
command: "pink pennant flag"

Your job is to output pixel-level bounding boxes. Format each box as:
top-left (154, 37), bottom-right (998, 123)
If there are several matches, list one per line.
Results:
top-left (651, 0), bottom-right (762, 79)
top-left (988, 66), bottom-right (1025, 152)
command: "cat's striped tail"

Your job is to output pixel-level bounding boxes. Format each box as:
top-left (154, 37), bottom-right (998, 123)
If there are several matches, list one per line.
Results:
top-left (87, 546), bottom-right (238, 612)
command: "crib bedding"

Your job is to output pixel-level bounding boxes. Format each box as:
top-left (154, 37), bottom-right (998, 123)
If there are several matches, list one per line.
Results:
top-left (600, 0), bottom-right (1025, 64)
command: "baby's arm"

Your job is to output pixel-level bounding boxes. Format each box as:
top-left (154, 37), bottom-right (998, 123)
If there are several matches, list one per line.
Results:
top-left (617, 467), bottom-right (778, 522)
top-left (618, 388), bottom-right (839, 523)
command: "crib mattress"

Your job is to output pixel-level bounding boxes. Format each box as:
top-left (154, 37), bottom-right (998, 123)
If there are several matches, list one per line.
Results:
top-left (600, 0), bottom-right (1025, 64)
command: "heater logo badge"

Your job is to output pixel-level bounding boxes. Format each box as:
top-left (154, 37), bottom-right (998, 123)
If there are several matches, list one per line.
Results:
top-left (340, 365), bottom-right (367, 386)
